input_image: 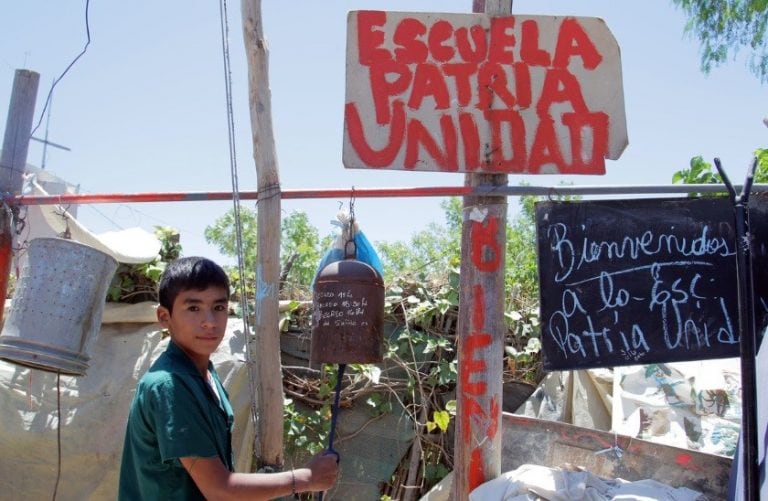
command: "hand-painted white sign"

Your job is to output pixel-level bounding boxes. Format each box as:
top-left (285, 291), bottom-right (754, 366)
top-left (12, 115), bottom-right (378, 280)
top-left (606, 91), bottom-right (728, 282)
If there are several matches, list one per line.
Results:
top-left (343, 11), bottom-right (627, 175)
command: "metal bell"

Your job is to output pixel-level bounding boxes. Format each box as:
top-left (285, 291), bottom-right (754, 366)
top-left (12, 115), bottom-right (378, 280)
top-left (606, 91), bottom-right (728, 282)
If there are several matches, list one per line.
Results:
top-left (310, 257), bottom-right (384, 365)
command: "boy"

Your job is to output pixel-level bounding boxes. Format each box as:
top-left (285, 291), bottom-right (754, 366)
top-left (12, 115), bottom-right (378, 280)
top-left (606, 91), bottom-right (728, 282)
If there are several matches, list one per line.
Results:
top-left (119, 256), bottom-right (338, 499)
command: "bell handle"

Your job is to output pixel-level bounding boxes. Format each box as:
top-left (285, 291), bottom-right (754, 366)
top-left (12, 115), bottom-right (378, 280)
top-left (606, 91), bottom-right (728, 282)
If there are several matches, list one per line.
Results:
top-left (344, 239), bottom-right (357, 260)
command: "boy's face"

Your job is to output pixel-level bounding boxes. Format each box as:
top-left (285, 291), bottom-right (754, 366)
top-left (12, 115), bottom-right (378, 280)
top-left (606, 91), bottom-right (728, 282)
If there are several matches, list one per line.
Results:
top-left (156, 286), bottom-right (229, 369)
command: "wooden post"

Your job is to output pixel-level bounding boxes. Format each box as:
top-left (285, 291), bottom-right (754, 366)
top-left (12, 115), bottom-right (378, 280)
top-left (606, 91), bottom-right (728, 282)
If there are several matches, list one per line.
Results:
top-left (0, 69), bottom-right (39, 319)
top-left (241, 0), bottom-right (285, 470)
top-left (452, 1), bottom-right (511, 498)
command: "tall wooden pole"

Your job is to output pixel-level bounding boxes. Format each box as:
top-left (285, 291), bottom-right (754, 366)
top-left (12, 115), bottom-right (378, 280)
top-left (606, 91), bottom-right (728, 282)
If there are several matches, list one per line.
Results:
top-left (0, 69), bottom-right (39, 319)
top-left (241, 0), bottom-right (285, 470)
top-left (452, 1), bottom-right (511, 499)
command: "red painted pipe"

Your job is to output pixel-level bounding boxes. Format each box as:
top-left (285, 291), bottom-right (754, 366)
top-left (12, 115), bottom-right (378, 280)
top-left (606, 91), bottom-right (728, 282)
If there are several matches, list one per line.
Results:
top-left (0, 221), bottom-right (12, 318)
top-left (12, 186), bottom-right (473, 206)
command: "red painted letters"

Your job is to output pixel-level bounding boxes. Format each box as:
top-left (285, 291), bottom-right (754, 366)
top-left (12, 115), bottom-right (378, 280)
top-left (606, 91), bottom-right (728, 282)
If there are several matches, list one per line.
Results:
top-left (345, 11), bottom-right (624, 174)
top-left (458, 218), bottom-right (504, 490)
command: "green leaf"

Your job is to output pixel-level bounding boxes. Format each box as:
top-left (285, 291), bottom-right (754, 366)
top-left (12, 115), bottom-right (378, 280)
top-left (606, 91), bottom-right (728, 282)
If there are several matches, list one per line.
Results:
top-left (433, 410), bottom-right (451, 432)
top-left (317, 383), bottom-right (332, 399)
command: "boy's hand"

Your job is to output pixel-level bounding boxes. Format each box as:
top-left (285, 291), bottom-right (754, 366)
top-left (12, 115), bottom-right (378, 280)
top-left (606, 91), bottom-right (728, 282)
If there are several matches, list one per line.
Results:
top-left (299, 451), bottom-right (340, 491)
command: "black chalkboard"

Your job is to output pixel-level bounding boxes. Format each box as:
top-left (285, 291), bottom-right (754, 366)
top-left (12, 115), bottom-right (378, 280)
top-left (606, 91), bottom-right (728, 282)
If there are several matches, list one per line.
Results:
top-left (536, 196), bottom-right (768, 371)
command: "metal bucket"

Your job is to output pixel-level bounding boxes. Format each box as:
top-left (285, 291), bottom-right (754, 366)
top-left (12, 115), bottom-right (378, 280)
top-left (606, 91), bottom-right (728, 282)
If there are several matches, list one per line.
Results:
top-left (0, 238), bottom-right (118, 376)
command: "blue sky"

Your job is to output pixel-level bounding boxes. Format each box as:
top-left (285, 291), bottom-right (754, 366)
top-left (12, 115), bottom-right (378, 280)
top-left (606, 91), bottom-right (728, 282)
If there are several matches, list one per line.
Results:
top-left (2, 1), bottom-right (766, 265)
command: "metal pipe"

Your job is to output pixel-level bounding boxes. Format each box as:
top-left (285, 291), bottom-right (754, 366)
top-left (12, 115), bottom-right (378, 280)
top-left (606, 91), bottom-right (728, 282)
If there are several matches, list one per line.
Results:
top-left (716, 158), bottom-right (759, 500)
top-left (11, 183), bottom-right (768, 206)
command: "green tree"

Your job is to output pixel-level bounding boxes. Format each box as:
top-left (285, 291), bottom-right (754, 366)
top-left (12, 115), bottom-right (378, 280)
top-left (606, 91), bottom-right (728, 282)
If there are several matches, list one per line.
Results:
top-left (204, 206), bottom-right (260, 271)
top-left (376, 198), bottom-right (462, 282)
top-left (204, 206), bottom-right (259, 304)
top-left (671, 0), bottom-right (768, 82)
top-left (504, 194), bottom-right (541, 316)
top-left (673, 148), bottom-right (768, 195)
top-left (377, 194), bottom-right (543, 300)
top-left (280, 210), bottom-right (330, 296)
top-left (204, 207), bottom-right (327, 300)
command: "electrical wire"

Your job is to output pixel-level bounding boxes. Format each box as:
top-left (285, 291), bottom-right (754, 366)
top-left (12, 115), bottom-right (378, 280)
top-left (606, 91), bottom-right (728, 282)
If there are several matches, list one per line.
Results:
top-left (31, 0), bottom-right (91, 137)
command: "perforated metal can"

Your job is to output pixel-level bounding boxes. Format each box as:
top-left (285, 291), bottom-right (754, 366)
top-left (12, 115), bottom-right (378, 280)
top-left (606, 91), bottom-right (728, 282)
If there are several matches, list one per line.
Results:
top-left (0, 238), bottom-right (118, 375)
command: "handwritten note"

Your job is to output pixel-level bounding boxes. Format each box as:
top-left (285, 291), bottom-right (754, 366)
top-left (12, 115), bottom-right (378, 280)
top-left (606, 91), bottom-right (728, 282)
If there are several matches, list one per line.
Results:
top-left (311, 261), bottom-right (385, 365)
top-left (315, 288), bottom-right (371, 328)
top-left (535, 197), bottom-right (767, 370)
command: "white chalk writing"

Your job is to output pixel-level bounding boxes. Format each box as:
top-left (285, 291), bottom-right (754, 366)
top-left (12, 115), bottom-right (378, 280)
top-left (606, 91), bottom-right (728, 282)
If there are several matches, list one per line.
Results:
top-left (315, 289), bottom-right (369, 329)
top-left (541, 220), bottom-right (739, 366)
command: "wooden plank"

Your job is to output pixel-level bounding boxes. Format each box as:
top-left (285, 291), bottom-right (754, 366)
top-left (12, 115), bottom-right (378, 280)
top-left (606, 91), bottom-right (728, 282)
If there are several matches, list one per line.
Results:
top-left (241, 0), bottom-right (284, 470)
top-left (1, 70), bottom-right (39, 194)
top-left (452, 2), bottom-right (510, 498)
top-left (500, 413), bottom-right (732, 499)
top-left (426, 412), bottom-right (732, 499)
top-left (453, 173), bottom-right (508, 498)
top-left (342, 11), bottom-right (627, 175)
top-left (0, 70), bottom-right (39, 320)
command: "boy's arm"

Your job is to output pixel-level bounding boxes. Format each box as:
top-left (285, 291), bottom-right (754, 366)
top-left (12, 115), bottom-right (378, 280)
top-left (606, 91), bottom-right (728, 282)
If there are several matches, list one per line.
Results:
top-left (181, 452), bottom-right (338, 500)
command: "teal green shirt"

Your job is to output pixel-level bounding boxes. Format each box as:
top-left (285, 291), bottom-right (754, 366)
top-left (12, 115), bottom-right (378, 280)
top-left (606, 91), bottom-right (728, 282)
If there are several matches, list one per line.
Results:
top-left (118, 340), bottom-right (235, 500)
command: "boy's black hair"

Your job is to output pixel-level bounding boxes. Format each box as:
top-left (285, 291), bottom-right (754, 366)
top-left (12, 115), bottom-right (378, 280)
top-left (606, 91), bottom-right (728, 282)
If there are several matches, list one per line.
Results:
top-left (158, 256), bottom-right (230, 313)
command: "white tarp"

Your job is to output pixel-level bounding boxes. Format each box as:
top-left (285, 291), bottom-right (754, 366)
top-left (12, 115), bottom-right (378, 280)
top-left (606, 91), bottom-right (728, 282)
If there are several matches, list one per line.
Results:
top-left (21, 167), bottom-right (161, 265)
top-left (468, 464), bottom-right (706, 500)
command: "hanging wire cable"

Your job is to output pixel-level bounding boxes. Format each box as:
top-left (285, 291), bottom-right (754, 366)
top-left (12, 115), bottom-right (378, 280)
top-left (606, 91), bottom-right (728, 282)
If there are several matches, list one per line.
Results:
top-left (31, 0), bottom-right (91, 137)
top-left (51, 372), bottom-right (62, 501)
top-left (217, 0), bottom-right (260, 459)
